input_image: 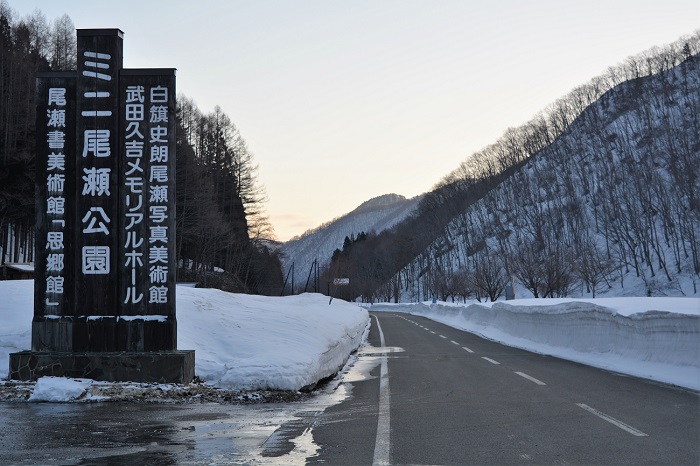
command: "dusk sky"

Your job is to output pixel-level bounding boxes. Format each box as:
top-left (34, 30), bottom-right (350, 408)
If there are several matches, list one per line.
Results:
top-left (9, 0), bottom-right (700, 241)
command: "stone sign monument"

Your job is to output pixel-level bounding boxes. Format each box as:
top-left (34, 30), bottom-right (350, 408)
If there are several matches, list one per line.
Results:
top-left (9, 29), bottom-right (194, 383)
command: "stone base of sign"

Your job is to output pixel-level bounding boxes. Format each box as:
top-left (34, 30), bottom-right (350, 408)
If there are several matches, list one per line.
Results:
top-left (8, 350), bottom-right (194, 384)
top-left (31, 316), bottom-right (177, 353)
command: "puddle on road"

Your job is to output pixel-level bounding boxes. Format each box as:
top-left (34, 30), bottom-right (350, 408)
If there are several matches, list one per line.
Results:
top-left (0, 342), bottom-right (404, 465)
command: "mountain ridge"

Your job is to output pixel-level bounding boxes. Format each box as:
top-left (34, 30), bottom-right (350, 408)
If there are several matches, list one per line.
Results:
top-left (321, 34), bottom-right (699, 302)
top-left (279, 193), bottom-right (421, 288)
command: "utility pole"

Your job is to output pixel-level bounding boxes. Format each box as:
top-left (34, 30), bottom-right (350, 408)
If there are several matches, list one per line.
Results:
top-left (281, 262), bottom-right (294, 296)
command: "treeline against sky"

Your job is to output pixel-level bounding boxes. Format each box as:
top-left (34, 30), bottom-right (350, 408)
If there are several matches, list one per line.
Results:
top-left (175, 97), bottom-right (282, 294)
top-left (0, 3), bottom-right (75, 266)
top-left (0, 3), bottom-right (282, 294)
top-left (326, 31), bottom-right (700, 302)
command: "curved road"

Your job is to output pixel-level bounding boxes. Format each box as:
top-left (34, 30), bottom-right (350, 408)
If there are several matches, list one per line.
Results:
top-left (311, 312), bottom-right (700, 465)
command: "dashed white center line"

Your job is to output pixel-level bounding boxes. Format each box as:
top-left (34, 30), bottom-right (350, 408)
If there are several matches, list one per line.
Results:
top-left (515, 371), bottom-right (546, 385)
top-left (439, 335), bottom-right (447, 339)
top-left (450, 340), bottom-right (460, 345)
top-left (430, 331), bottom-right (436, 334)
top-left (482, 357), bottom-right (500, 365)
top-left (576, 403), bottom-right (648, 437)
top-left (462, 346), bottom-right (474, 353)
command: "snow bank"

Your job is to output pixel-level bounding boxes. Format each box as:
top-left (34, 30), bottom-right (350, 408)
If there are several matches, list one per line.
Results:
top-left (177, 287), bottom-right (368, 391)
top-left (28, 377), bottom-right (90, 402)
top-left (0, 281), bottom-right (369, 392)
top-left (0, 280), bottom-right (32, 372)
top-left (371, 298), bottom-right (700, 391)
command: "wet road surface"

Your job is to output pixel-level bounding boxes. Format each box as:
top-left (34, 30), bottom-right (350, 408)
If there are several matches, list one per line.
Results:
top-left (0, 374), bottom-right (358, 465)
top-left (1, 312), bottom-right (698, 465)
top-left (310, 313), bottom-right (700, 465)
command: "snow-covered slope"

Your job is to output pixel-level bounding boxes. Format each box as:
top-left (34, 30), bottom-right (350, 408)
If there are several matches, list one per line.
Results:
top-left (279, 194), bottom-right (420, 289)
top-left (392, 52), bottom-right (700, 301)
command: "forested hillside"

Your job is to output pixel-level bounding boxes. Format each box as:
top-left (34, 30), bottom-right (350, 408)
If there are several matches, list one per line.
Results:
top-left (330, 32), bottom-right (700, 302)
top-left (0, 3), bottom-right (282, 294)
top-left (279, 193), bottom-right (420, 292)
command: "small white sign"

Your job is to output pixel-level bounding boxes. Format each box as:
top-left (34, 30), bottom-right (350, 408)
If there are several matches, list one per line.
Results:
top-left (333, 278), bottom-right (350, 286)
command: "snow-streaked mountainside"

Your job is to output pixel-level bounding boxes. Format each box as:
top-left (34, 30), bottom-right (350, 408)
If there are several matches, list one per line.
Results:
top-left (280, 194), bottom-right (421, 288)
top-left (389, 53), bottom-right (700, 301)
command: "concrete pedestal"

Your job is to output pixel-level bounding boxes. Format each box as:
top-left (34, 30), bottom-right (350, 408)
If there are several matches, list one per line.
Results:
top-left (31, 316), bottom-right (177, 352)
top-left (8, 350), bottom-right (194, 384)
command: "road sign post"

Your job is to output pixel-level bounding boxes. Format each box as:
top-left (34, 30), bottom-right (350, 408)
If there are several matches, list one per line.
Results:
top-left (328, 278), bottom-right (350, 304)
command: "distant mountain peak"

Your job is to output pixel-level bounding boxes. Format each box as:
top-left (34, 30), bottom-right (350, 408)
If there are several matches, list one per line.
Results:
top-left (279, 193), bottom-right (421, 289)
top-left (353, 194), bottom-right (408, 213)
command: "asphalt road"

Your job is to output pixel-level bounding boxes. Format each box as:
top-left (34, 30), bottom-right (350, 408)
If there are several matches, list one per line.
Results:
top-left (311, 312), bottom-right (700, 465)
top-left (0, 311), bottom-right (697, 465)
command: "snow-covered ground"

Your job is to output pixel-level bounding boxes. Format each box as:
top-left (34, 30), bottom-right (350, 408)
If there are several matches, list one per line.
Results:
top-left (371, 297), bottom-right (700, 391)
top-left (0, 280), bottom-right (369, 399)
top-left (1, 280), bottom-right (697, 401)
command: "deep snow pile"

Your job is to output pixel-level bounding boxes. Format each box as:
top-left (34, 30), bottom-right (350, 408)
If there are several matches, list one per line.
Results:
top-left (371, 297), bottom-right (700, 391)
top-left (177, 286), bottom-right (368, 390)
top-left (0, 280), bottom-right (369, 392)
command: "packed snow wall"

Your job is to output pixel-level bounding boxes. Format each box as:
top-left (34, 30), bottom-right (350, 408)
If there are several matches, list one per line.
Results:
top-left (371, 301), bottom-right (700, 368)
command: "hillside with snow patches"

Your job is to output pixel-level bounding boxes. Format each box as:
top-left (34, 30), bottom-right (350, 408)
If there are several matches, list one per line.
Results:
top-left (389, 52), bottom-right (700, 302)
top-left (279, 194), bottom-right (420, 289)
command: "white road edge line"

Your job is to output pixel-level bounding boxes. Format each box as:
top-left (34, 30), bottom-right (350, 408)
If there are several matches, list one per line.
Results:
top-left (515, 371), bottom-right (546, 385)
top-left (372, 315), bottom-right (391, 465)
top-left (462, 346), bottom-right (474, 353)
top-left (482, 357), bottom-right (500, 365)
top-left (576, 403), bottom-right (648, 437)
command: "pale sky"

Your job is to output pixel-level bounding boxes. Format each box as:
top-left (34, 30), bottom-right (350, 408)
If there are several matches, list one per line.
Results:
top-left (9, 0), bottom-right (700, 241)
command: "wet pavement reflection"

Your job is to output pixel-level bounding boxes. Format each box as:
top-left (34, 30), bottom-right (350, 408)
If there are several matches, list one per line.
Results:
top-left (0, 392), bottom-right (323, 464)
top-left (0, 349), bottom-right (383, 465)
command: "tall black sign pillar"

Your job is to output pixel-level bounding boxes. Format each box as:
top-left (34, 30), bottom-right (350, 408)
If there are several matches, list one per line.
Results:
top-left (9, 29), bottom-right (193, 383)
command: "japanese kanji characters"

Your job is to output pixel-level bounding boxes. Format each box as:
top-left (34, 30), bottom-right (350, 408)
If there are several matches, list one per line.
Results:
top-left (77, 47), bottom-right (116, 286)
top-left (43, 87), bottom-right (68, 307)
top-left (121, 81), bottom-right (173, 306)
top-left (147, 84), bottom-right (171, 305)
top-left (47, 87), bottom-right (67, 106)
top-left (82, 206), bottom-right (111, 235)
top-left (82, 245), bottom-right (110, 274)
top-left (33, 31), bottom-right (180, 357)
top-left (82, 167), bottom-right (111, 196)
top-left (82, 129), bottom-right (111, 157)
top-left (39, 62), bottom-right (174, 315)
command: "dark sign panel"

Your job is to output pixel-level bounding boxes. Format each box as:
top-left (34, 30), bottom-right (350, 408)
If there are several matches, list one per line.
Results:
top-left (119, 70), bottom-right (177, 318)
top-left (31, 29), bottom-right (178, 353)
top-left (75, 30), bottom-right (123, 316)
top-left (19, 27), bottom-right (192, 381)
top-left (34, 73), bottom-right (76, 318)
